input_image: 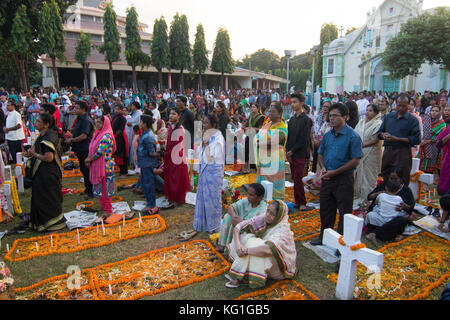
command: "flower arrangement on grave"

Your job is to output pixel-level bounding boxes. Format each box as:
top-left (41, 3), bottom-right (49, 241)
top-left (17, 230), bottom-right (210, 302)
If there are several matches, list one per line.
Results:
top-left (3, 178), bottom-right (22, 215)
top-left (222, 184), bottom-right (241, 212)
top-left (0, 261), bottom-right (14, 300)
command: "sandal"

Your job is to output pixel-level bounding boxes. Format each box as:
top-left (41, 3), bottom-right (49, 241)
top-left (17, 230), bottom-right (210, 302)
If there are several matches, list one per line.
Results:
top-left (142, 207), bottom-right (160, 216)
top-left (225, 280), bottom-right (241, 288)
top-left (124, 211), bottom-right (135, 220)
top-left (178, 230), bottom-right (198, 242)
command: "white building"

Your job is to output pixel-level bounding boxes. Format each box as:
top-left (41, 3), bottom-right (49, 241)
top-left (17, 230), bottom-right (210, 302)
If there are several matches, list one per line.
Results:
top-left (322, 0), bottom-right (449, 94)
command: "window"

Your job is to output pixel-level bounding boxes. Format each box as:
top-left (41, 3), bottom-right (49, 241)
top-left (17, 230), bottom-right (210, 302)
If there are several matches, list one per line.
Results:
top-left (81, 14), bottom-right (94, 22)
top-left (142, 40), bottom-right (151, 47)
top-left (387, 24), bottom-right (393, 32)
top-left (64, 31), bottom-right (80, 40)
top-left (90, 34), bottom-right (102, 42)
top-left (388, 7), bottom-right (395, 15)
top-left (328, 58), bottom-right (334, 74)
top-left (376, 36), bottom-right (381, 47)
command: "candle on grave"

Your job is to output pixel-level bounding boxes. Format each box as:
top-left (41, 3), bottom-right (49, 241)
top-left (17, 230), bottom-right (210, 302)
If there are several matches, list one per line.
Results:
top-left (109, 273), bottom-right (112, 281)
top-left (96, 223), bottom-right (99, 233)
top-left (138, 213), bottom-right (142, 229)
top-left (50, 235), bottom-right (53, 247)
top-left (108, 284), bottom-right (113, 295)
top-left (123, 214), bottom-right (125, 227)
top-left (102, 220), bottom-right (105, 236)
top-left (119, 226), bottom-right (121, 239)
top-left (35, 242), bottom-right (39, 251)
top-left (6, 244), bottom-right (9, 252)
top-left (77, 229), bottom-right (80, 245)
top-left (163, 253), bottom-right (166, 261)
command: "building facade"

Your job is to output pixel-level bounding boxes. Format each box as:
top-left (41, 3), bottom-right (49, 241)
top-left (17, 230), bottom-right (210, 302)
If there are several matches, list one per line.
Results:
top-left (322, 0), bottom-right (449, 94)
top-left (41, 0), bottom-right (286, 91)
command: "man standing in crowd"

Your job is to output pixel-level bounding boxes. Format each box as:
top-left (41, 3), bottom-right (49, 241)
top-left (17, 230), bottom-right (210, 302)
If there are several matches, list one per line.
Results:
top-left (311, 103), bottom-right (362, 246)
top-left (286, 93), bottom-right (313, 211)
top-left (126, 101), bottom-right (142, 169)
top-left (65, 101), bottom-right (94, 199)
top-left (377, 94), bottom-right (421, 186)
top-left (149, 101), bottom-right (161, 132)
top-left (177, 96), bottom-right (194, 149)
top-left (356, 92), bottom-right (370, 119)
top-left (4, 101), bottom-right (25, 164)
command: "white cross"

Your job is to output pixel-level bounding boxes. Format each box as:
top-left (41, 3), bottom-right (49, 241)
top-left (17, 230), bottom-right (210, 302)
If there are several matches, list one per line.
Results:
top-left (410, 158), bottom-right (434, 201)
top-left (15, 153), bottom-right (24, 194)
top-left (261, 181), bottom-right (273, 202)
top-left (323, 214), bottom-right (384, 300)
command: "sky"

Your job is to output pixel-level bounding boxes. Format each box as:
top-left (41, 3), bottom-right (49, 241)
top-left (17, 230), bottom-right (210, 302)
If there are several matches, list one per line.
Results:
top-left (111, 0), bottom-right (449, 61)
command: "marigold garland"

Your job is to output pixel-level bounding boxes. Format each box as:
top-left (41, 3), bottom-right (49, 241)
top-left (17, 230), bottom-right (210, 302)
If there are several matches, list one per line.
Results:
top-left (288, 209), bottom-right (339, 242)
top-left (327, 232), bottom-right (450, 300)
top-left (338, 236), bottom-right (367, 251)
top-left (111, 196), bottom-right (123, 203)
top-left (4, 215), bottom-right (166, 263)
top-left (3, 179), bottom-right (22, 215)
top-left (14, 240), bottom-right (231, 300)
top-left (235, 280), bottom-right (319, 300)
top-left (75, 201), bottom-right (95, 209)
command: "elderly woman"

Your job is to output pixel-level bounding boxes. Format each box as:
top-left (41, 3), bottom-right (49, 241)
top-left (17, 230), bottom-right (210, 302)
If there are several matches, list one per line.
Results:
top-left (225, 200), bottom-right (297, 289)
top-left (255, 102), bottom-right (288, 200)
top-left (216, 183), bottom-right (268, 252)
top-left (419, 105), bottom-right (446, 173)
top-left (23, 113), bottom-right (65, 232)
top-left (354, 104), bottom-right (383, 206)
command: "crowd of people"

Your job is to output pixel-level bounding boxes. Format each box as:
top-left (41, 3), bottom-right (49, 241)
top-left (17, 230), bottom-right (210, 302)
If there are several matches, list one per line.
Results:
top-left (0, 84), bottom-right (449, 290)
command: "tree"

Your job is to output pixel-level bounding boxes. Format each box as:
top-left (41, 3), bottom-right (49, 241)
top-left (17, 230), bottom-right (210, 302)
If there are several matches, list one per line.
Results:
top-left (99, 2), bottom-right (121, 91)
top-left (75, 32), bottom-right (91, 92)
top-left (125, 6), bottom-right (151, 91)
top-left (169, 13), bottom-right (191, 92)
top-left (192, 24), bottom-right (209, 90)
top-left (346, 26), bottom-right (359, 35)
top-left (211, 28), bottom-right (235, 90)
top-left (38, 0), bottom-right (66, 91)
top-left (236, 49), bottom-right (281, 73)
top-left (150, 17), bottom-right (170, 90)
top-left (10, 5), bottom-right (33, 91)
top-left (383, 7), bottom-right (450, 79)
top-left (315, 22), bottom-right (338, 90)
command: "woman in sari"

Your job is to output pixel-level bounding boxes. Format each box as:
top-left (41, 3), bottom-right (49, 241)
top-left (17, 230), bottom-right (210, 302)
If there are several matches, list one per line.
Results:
top-left (192, 113), bottom-right (225, 236)
top-left (23, 113), bottom-right (65, 232)
top-left (85, 116), bottom-right (116, 215)
top-left (354, 104), bottom-right (383, 206)
top-left (112, 105), bottom-right (129, 175)
top-left (255, 102), bottom-right (288, 200)
top-left (163, 108), bottom-right (190, 206)
top-left (243, 103), bottom-right (266, 173)
top-left (217, 183), bottom-right (267, 252)
top-left (27, 98), bottom-right (40, 132)
top-left (420, 105), bottom-right (446, 173)
top-left (155, 118), bottom-right (167, 148)
top-left (225, 200), bottom-right (297, 289)
top-left (437, 105), bottom-right (450, 196)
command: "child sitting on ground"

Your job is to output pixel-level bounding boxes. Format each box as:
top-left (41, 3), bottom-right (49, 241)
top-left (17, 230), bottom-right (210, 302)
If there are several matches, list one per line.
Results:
top-left (365, 179), bottom-right (414, 244)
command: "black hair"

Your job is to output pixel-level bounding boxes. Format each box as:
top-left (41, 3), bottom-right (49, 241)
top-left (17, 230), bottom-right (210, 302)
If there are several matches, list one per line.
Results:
top-left (248, 183), bottom-right (265, 198)
top-left (176, 96), bottom-right (187, 105)
top-left (291, 93), bottom-right (305, 103)
top-left (140, 114), bottom-right (153, 129)
top-left (39, 112), bottom-right (54, 127)
top-left (76, 100), bottom-right (89, 112)
top-left (205, 113), bottom-right (219, 129)
top-left (132, 101), bottom-right (141, 110)
top-left (41, 103), bottom-right (56, 115)
top-left (102, 103), bottom-right (111, 115)
top-left (386, 179), bottom-right (401, 193)
top-left (396, 93), bottom-right (411, 103)
top-left (329, 102), bottom-right (349, 117)
top-left (133, 125), bottom-right (140, 133)
top-left (270, 101), bottom-right (283, 116)
top-left (367, 104), bottom-right (380, 114)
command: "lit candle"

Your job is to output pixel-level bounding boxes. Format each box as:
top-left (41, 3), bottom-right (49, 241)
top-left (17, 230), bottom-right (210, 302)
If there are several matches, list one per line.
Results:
top-left (138, 213), bottom-right (142, 229)
top-left (16, 249), bottom-right (19, 254)
top-left (50, 235), bottom-right (53, 248)
top-left (108, 284), bottom-right (113, 295)
top-left (35, 242), bottom-right (39, 252)
top-left (77, 229), bottom-right (80, 245)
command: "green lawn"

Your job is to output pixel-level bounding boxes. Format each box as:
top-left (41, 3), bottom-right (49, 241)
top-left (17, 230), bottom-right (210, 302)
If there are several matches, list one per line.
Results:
top-left (0, 174), bottom-right (446, 300)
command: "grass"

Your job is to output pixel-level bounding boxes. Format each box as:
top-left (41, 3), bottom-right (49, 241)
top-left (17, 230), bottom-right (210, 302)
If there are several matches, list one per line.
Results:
top-left (0, 174), bottom-right (446, 300)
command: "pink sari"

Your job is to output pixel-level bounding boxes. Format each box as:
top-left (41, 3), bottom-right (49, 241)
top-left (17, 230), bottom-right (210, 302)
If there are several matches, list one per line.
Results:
top-left (437, 125), bottom-right (450, 195)
top-left (89, 117), bottom-right (116, 185)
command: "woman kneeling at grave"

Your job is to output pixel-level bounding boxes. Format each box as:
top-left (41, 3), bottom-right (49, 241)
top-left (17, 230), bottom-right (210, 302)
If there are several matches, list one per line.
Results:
top-left (225, 200), bottom-right (296, 289)
top-left (216, 183), bottom-right (268, 253)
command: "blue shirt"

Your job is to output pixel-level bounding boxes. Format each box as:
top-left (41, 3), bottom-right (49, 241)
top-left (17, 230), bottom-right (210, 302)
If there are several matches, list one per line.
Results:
top-left (318, 124), bottom-right (362, 173)
top-left (137, 129), bottom-right (158, 169)
top-left (377, 111), bottom-right (421, 148)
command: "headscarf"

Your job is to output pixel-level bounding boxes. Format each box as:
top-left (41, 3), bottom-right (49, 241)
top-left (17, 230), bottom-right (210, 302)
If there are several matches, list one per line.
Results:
top-left (236, 200), bottom-right (297, 278)
top-left (88, 116), bottom-right (116, 185)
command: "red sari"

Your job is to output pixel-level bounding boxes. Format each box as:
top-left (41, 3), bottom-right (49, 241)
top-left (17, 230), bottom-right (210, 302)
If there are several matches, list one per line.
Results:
top-left (163, 124), bottom-right (190, 205)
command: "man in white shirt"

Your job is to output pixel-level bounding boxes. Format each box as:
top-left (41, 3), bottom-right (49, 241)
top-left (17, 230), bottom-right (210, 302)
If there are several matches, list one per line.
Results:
top-left (149, 101), bottom-right (161, 132)
top-left (4, 101), bottom-right (25, 164)
top-left (1, 95), bottom-right (7, 116)
top-left (356, 92), bottom-right (370, 119)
